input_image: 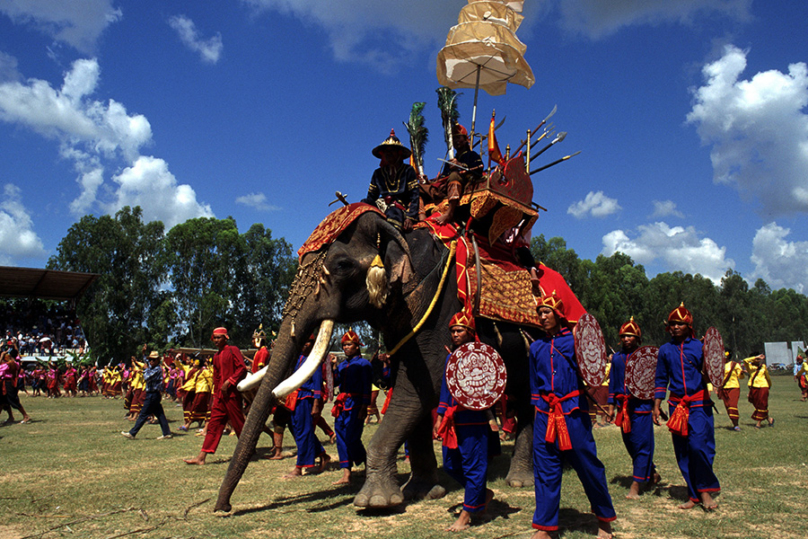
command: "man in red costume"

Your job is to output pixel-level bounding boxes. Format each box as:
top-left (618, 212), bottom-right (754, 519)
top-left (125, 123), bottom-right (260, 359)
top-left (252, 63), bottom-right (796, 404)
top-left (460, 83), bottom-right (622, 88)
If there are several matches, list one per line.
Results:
top-left (184, 327), bottom-right (247, 465)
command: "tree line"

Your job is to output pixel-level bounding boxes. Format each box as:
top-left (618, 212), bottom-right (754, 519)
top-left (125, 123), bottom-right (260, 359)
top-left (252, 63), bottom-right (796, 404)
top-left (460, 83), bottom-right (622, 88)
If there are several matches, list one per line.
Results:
top-left (45, 206), bottom-right (807, 365)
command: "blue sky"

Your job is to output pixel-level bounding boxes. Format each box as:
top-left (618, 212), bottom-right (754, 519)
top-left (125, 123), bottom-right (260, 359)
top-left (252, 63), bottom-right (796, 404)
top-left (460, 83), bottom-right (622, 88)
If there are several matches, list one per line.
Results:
top-left (1, 0), bottom-right (807, 293)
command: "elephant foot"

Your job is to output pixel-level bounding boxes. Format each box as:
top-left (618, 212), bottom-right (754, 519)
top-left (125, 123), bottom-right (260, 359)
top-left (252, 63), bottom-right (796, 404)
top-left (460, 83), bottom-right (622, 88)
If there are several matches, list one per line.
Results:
top-left (402, 474), bottom-right (446, 502)
top-left (213, 500), bottom-right (232, 513)
top-left (354, 474), bottom-right (404, 508)
top-left (505, 467), bottom-right (534, 488)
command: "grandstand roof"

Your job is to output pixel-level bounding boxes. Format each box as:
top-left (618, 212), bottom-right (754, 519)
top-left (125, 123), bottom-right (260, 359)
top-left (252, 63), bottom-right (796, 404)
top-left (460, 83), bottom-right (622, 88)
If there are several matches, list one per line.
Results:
top-left (0, 266), bottom-right (99, 301)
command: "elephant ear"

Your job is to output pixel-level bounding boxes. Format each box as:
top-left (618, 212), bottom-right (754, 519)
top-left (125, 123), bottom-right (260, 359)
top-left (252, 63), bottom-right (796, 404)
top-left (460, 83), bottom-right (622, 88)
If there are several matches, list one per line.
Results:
top-left (377, 219), bottom-right (416, 294)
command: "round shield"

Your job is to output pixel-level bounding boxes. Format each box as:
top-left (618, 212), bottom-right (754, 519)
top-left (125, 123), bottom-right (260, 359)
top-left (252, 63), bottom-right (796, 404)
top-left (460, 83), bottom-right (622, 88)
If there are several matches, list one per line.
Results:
top-left (574, 313), bottom-right (609, 386)
top-left (625, 346), bottom-right (659, 400)
top-left (702, 327), bottom-right (725, 388)
top-left (446, 342), bottom-right (507, 411)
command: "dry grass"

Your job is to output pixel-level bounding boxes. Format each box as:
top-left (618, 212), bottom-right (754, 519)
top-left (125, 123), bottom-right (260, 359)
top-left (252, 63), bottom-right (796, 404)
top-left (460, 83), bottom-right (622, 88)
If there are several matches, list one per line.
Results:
top-left (1, 374), bottom-right (806, 538)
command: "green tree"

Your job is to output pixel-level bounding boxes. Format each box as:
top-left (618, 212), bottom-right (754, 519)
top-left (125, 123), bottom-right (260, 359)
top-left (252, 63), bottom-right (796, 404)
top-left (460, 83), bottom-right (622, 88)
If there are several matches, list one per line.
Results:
top-left (47, 207), bottom-right (165, 366)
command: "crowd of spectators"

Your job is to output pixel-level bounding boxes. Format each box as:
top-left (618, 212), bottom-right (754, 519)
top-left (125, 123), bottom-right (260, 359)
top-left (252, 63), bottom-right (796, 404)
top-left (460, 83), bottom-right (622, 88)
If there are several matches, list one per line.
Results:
top-left (1, 300), bottom-right (86, 357)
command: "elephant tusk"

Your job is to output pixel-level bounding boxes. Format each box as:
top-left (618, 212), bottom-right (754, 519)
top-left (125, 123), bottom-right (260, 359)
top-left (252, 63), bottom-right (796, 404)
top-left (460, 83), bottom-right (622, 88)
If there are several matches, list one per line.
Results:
top-left (237, 365), bottom-right (266, 392)
top-left (272, 320), bottom-right (334, 398)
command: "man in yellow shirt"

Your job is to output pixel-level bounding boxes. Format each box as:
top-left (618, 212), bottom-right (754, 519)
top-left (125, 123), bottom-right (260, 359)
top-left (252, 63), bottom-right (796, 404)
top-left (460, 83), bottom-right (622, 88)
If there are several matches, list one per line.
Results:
top-left (744, 354), bottom-right (774, 429)
top-left (794, 354), bottom-right (808, 401)
top-left (718, 351), bottom-right (745, 431)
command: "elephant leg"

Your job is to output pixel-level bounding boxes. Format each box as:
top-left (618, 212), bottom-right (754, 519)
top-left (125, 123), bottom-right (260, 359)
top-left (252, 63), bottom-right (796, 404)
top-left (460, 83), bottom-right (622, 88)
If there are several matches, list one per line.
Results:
top-left (354, 384), bottom-right (421, 508)
top-left (506, 406), bottom-right (535, 488)
top-left (401, 412), bottom-right (445, 501)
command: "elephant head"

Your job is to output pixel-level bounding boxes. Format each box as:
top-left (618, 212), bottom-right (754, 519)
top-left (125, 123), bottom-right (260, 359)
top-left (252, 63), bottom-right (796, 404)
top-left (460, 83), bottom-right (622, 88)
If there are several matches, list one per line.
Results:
top-left (214, 206), bottom-right (443, 512)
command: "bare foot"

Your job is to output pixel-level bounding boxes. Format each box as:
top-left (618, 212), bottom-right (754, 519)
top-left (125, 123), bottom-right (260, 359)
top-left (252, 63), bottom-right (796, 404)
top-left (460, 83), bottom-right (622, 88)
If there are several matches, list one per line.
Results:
top-left (531, 531), bottom-right (553, 539)
top-left (447, 509), bottom-right (471, 532)
top-left (183, 457), bottom-right (205, 465)
top-left (332, 469), bottom-right (351, 485)
top-left (651, 471), bottom-right (662, 485)
top-left (626, 480), bottom-right (641, 499)
top-left (700, 491), bottom-right (718, 511)
top-left (267, 450), bottom-right (285, 460)
top-left (318, 453), bottom-right (331, 473)
top-left (678, 500), bottom-right (697, 510)
top-left (283, 467), bottom-right (302, 479)
top-left (597, 520), bottom-right (613, 539)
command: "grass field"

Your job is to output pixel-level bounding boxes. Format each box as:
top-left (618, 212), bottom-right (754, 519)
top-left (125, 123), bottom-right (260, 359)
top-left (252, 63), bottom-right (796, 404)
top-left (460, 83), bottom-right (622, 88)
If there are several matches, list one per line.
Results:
top-left (1, 375), bottom-right (806, 539)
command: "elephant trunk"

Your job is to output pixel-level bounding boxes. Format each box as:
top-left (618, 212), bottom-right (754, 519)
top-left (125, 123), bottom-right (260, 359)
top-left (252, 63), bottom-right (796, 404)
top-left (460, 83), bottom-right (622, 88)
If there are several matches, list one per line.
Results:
top-left (214, 317), bottom-right (333, 512)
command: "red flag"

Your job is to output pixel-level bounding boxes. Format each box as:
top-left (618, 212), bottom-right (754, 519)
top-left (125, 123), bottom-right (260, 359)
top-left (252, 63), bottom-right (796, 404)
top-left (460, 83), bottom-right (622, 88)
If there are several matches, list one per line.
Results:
top-left (488, 113), bottom-right (504, 166)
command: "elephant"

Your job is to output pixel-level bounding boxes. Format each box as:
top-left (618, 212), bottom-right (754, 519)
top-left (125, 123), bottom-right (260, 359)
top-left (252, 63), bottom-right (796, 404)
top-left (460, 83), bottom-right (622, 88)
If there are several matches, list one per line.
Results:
top-left (214, 203), bottom-right (563, 512)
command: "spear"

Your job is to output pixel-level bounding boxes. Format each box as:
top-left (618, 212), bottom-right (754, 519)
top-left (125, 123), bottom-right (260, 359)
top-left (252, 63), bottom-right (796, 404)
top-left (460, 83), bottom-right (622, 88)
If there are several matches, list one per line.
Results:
top-left (530, 151), bottom-right (581, 175)
top-left (530, 131), bottom-right (567, 162)
top-left (513, 104), bottom-right (557, 154)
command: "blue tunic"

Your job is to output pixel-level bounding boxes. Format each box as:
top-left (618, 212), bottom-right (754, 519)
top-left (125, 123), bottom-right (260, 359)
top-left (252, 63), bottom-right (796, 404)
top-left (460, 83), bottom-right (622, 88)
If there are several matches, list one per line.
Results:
top-left (655, 337), bottom-right (720, 501)
top-left (333, 354), bottom-right (372, 469)
top-left (529, 327), bottom-right (615, 531)
top-left (608, 350), bottom-right (656, 483)
top-left (289, 354), bottom-right (325, 468)
top-left (438, 353), bottom-right (489, 513)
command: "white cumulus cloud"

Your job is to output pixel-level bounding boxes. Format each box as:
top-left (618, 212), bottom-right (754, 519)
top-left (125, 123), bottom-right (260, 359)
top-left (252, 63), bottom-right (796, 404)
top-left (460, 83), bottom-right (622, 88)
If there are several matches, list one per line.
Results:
top-left (106, 156), bottom-right (213, 229)
top-left (567, 190), bottom-right (621, 219)
top-left (750, 222), bottom-right (808, 294)
top-left (0, 184), bottom-right (46, 265)
top-left (650, 200), bottom-right (685, 219)
top-left (551, 0), bottom-right (752, 39)
top-left (0, 57), bottom-right (213, 229)
top-left (0, 0), bottom-right (122, 53)
top-left (235, 192), bottom-right (279, 212)
top-left (602, 222), bottom-right (734, 283)
top-left (687, 45), bottom-right (808, 216)
top-left (168, 15), bottom-right (223, 64)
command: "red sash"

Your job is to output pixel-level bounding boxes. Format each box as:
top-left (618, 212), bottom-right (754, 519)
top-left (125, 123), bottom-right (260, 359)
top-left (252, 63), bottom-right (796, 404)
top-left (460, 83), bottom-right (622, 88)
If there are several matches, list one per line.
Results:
top-left (614, 394), bottom-right (631, 434)
top-left (667, 390), bottom-right (709, 436)
top-left (284, 389), bottom-right (299, 412)
top-left (331, 392), bottom-right (347, 418)
top-left (436, 406), bottom-right (459, 449)
top-left (539, 390), bottom-right (580, 451)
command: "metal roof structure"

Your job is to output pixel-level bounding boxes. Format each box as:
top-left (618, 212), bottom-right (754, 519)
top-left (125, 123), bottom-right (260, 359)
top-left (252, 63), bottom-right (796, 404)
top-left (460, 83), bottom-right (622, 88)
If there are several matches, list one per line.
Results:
top-left (0, 266), bottom-right (99, 301)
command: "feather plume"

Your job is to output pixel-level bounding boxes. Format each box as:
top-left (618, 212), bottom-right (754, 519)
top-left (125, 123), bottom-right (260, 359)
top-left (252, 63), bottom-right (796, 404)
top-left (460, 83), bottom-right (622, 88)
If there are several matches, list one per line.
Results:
top-left (436, 87), bottom-right (460, 157)
top-left (403, 102), bottom-right (428, 174)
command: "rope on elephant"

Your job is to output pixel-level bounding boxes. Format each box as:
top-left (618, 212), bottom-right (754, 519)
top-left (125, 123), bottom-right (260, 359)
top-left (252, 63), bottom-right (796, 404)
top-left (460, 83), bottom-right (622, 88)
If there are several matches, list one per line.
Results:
top-left (387, 239), bottom-right (457, 357)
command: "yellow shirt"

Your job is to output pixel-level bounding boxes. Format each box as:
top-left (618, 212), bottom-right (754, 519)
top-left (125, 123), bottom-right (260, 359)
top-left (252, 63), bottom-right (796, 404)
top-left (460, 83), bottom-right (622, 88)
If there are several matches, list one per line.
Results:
top-left (194, 366), bottom-right (213, 394)
top-left (181, 365), bottom-right (199, 392)
top-left (744, 357), bottom-right (772, 388)
top-left (721, 361), bottom-right (745, 389)
top-left (130, 361), bottom-right (145, 390)
top-left (797, 361), bottom-right (808, 378)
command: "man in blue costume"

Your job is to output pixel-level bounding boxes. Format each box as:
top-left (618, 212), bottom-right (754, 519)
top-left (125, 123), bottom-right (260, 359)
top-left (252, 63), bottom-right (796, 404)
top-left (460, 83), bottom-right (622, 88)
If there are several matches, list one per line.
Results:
top-left (434, 312), bottom-right (494, 532)
top-left (653, 303), bottom-right (720, 511)
top-left (530, 292), bottom-right (615, 539)
top-left (363, 129), bottom-right (420, 231)
top-left (607, 317), bottom-right (660, 499)
top-left (285, 334), bottom-right (331, 478)
top-left (330, 329), bottom-right (372, 485)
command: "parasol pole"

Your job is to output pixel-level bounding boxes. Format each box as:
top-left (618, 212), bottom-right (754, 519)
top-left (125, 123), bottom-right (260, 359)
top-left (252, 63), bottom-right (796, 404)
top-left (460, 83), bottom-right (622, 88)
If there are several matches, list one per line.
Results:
top-left (470, 65), bottom-right (481, 140)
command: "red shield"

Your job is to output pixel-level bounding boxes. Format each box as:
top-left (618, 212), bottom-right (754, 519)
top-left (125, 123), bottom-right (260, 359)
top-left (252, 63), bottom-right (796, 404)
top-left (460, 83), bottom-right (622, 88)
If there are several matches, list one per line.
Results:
top-left (702, 327), bottom-right (725, 388)
top-left (446, 342), bottom-right (507, 411)
top-left (625, 346), bottom-right (659, 400)
top-left (574, 313), bottom-right (609, 386)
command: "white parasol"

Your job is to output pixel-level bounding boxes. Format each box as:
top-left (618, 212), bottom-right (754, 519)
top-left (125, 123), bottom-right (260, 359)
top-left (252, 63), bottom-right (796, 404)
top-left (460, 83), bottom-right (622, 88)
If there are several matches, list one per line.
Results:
top-left (437, 0), bottom-right (535, 136)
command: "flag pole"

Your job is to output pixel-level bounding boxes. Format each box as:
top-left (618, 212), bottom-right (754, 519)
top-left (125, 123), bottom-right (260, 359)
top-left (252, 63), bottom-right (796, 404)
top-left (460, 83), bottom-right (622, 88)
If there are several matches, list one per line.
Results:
top-left (470, 65), bottom-right (481, 140)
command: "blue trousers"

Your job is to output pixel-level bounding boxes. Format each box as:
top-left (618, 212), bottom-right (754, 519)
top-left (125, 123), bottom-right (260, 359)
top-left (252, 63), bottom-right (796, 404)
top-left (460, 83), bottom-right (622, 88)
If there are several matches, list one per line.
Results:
top-left (129, 391), bottom-right (170, 437)
top-left (532, 409), bottom-right (616, 531)
top-left (621, 411), bottom-right (656, 482)
top-left (335, 404), bottom-right (366, 469)
top-left (442, 423), bottom-right (488, 513)
top-left (290, 398), bottom-right (325, 468)
top-left (668, 404), bottom-right (720, 502)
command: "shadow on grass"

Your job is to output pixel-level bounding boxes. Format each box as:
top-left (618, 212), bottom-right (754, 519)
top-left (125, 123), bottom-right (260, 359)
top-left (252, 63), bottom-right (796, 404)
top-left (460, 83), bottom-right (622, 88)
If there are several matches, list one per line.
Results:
top-left (558, 507), bottom-right (608, 535)
top-left (228, 486), bottom-right (356, 516)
